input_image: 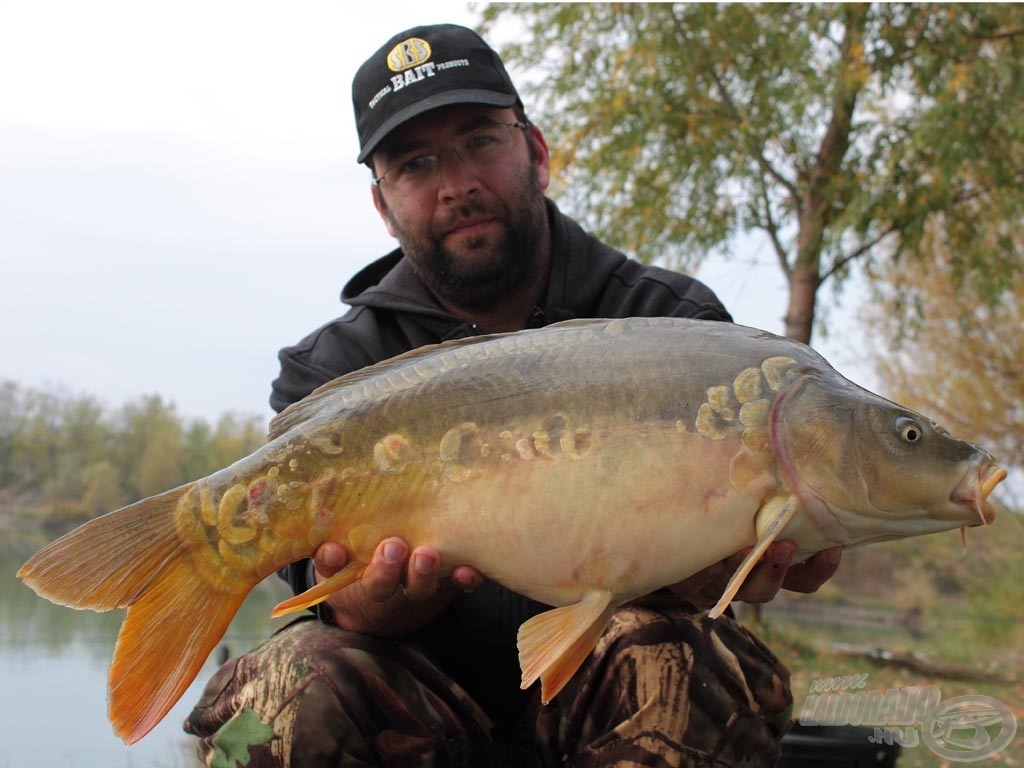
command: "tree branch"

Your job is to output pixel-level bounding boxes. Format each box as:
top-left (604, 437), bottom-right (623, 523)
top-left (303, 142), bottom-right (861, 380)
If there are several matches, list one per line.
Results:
top-left (755, 174), bottom-right (792, 278)
top-left (820, 224), bottom-right (900, 284)
top-left (975, 26), bottom-right (1024, 41)
top-left (667, 6), bottom-right (801, 214)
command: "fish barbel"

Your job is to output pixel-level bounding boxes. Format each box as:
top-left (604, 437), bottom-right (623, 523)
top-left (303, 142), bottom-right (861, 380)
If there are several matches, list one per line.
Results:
top-left (17, 317), bottom-right (1006, 744)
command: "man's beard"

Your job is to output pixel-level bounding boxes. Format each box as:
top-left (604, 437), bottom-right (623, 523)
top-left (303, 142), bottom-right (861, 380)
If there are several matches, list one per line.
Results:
top-left (383, 167), bottom-right (548, 312)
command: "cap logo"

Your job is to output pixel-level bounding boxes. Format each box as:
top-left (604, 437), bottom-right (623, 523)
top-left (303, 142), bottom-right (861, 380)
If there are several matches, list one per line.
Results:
top-left (387, 38), bottom-right (432, 72)
top-left (355, 25), bottom-right (519, 162)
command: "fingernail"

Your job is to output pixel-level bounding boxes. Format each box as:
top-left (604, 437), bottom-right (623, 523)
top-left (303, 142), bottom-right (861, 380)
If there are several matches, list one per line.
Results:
top-left (826, 547), bottom-right (842, 566)
top-left (382, 541), bottom-right (405, 563)
top-left (413, 554), bottom-right (434, 575)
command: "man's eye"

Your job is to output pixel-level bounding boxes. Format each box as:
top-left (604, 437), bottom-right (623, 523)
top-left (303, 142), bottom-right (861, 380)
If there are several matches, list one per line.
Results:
top-left (400, 156), bottom-right (434, 175)
top-left (465, 133), bottom-right (499, 151)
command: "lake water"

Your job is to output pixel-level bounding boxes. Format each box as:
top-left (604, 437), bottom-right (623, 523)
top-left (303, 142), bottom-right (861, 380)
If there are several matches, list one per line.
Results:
top-left (2, 540), bottom-right (294, 768)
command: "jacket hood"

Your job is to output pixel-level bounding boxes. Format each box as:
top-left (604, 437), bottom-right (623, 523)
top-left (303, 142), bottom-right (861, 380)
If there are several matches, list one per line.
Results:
top-left (341, 247), bottom-right (453, 320)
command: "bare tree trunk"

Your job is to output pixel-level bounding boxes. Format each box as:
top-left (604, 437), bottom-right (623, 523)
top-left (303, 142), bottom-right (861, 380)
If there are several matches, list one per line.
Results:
top-left (784, 266), bottom-right (820, 345)
top-left (783, 5), bottom-right (867, 345)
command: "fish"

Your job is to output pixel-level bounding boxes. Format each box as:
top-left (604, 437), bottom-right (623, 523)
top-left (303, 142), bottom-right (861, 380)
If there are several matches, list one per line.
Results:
top-left (17, 317), bottom-right (1006, 744)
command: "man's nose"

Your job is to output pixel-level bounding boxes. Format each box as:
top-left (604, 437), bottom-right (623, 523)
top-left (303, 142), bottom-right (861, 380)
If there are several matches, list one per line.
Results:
top-left (435, 150), bottom-right (481, 202)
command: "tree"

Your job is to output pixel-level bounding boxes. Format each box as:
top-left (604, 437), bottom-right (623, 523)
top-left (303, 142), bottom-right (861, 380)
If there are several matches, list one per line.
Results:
top-left (112, 395), bottom-right (183, 499)
top-left (0, 380), bottom-right (267, 521)
top-left (480, 3), bottom-right (1024, 343)
top-left (0, 381), bottom-right (26, 488)
top-left (183, 419), bottom-right (216, 483)
top-left (137, 427), bottom-right (185, 498)
top-left (211, 412), bottom-right (266, 468)
top-left (44, 394), bottom-right (112, 503)
top-left (5, 387), bottom-right (64, 493)
top-left (81, 460), bottom-right (124, 518)
top-left (865, 232), bottom-right (1024, 492)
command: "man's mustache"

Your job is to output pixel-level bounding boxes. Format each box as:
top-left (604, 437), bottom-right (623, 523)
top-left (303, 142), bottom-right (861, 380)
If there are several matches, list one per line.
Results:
top-left (432, 201), bottom-right (505, 238)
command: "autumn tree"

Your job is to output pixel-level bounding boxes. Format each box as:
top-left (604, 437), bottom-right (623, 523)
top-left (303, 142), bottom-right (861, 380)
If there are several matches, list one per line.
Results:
top-left (0, 384), bottom-right (91, 496)
top-left (112, 395), bottom-right (183, 499)
top-left (480, 3), bottom-right (1024, 343)
top-left (44, 394), bottom-right (110, 503)
top-left (211, 412), bottom-right (266, 468)
top-left (81, 460), bottom-right (124, 518)
top-left (865, 236), bottom-right (1024, 489)
top-left (0, 381), bottom-right (29, 489)
top-left (0, 380), bottom-right (265, 522)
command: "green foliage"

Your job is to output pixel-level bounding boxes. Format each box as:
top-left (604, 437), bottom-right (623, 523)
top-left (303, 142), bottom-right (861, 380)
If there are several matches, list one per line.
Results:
top-left (81, 460), bottom-right (123, 519)
top-left (480, 3), bottom-right (1024, 341)
top-left (0, 380), bottom-right (266, 524)
top-left (210, 708), bottom-right (275, 768)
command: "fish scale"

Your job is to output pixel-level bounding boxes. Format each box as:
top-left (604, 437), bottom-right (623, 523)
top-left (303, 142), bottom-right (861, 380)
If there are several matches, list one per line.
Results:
top-left (17, 317), bottom-right (1005, 745)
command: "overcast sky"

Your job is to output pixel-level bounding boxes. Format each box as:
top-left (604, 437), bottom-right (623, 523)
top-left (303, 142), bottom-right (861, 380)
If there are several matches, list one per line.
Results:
top-left (1, 0), bottom-right (867, 426)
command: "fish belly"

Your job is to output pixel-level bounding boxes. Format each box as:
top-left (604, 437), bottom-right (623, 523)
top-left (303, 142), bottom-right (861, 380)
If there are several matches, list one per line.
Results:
top-left (372, 425), bottom-right (765, 608)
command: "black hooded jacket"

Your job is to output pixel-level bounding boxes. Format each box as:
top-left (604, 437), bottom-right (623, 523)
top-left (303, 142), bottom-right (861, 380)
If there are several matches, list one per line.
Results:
top-left (271, 199), bottom-right (731, 726)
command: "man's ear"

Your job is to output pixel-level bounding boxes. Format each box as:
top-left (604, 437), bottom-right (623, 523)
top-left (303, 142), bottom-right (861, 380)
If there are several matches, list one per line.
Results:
top-left (529, 124), bottom-right (552, 190)
top-left (371, 183), bottom-right (398, 238)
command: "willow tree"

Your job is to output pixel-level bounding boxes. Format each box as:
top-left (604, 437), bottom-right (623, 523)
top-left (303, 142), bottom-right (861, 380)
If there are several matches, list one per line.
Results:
top-left (867, 241), bottom-right (1024, 483)
top-left (481, 3), bottom-right (1024, 343)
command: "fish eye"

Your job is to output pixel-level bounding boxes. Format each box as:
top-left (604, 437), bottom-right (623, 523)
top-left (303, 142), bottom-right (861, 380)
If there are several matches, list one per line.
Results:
top-left (896, 417), bottom-right (923, 443)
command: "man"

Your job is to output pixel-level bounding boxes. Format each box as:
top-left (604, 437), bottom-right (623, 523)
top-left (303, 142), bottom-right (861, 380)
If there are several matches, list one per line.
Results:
top-left (186, 23), bottom-right (840, 767)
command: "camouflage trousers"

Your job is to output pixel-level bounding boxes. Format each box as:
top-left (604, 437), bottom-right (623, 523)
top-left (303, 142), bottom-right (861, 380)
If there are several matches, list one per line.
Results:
top-left (184, 595), bottom-right (792, 767)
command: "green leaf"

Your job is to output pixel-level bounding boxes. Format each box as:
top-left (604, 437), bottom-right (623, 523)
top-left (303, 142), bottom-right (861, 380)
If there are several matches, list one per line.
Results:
top-left (210, 707), bottom-right (275, 768)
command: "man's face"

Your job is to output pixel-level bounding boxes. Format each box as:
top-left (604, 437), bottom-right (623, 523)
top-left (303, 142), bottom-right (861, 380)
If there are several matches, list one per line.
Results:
top-left (370, 105), bottom-right (551, 312)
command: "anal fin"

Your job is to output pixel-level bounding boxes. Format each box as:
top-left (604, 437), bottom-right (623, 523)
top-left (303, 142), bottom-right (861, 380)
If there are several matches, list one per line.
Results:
top-left (517, 589), bottom-right (616, 704)
top-left (708, 495), bottom-right (798, 619)
top-left (271, 561), bottom-right (365, 618)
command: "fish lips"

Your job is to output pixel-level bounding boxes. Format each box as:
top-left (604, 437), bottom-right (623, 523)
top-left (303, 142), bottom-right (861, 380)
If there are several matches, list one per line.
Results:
top-left (948, 458), bottom-right (1006, 526)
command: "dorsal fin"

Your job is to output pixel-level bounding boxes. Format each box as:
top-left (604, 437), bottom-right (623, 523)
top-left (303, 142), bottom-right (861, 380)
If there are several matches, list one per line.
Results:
top-left (269, 337), bottom-right (477, 440)
top-left (268, 319), bottom-right (612, 441)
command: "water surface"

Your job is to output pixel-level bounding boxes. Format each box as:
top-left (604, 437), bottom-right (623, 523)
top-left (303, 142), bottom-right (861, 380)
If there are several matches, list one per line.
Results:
top-left (3, 541), bottom-right (293, 768)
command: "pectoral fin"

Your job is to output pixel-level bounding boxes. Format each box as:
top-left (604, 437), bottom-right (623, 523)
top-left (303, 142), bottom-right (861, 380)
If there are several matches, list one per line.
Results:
top-left (517, 589), bottom-right (616, 704)
top-left (708, 495), bottom-right (798, 619)
top-left (270, 561), bottom-right (365, 618)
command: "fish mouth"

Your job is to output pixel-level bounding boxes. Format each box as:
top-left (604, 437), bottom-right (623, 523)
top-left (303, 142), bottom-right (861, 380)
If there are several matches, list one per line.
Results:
top-left (950, 459), bottom-right (1006, 526)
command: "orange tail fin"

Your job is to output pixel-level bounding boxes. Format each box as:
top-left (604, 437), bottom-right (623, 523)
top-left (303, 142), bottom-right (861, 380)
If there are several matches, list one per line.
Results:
top-left (17, 484), bottom-right (254, 744)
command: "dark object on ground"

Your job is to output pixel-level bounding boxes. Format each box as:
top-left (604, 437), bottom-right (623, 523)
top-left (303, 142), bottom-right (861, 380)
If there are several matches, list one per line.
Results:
top-left (779, 724), bottom-right (900, 767)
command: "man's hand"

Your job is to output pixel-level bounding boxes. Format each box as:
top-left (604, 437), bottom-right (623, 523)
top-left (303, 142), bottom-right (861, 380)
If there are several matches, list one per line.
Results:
top-left (669, 540), bottom-right (842, 611)
top-left (313, 538), bottom-right (483, 637)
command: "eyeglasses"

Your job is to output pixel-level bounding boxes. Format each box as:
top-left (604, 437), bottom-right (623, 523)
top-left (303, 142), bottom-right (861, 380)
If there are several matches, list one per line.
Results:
top-left (373, 121), bottom-right (529, 194)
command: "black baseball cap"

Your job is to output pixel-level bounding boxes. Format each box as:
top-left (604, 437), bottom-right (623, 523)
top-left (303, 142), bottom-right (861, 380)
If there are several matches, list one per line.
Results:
top-left (352, 24), bottom-right (522, 163)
